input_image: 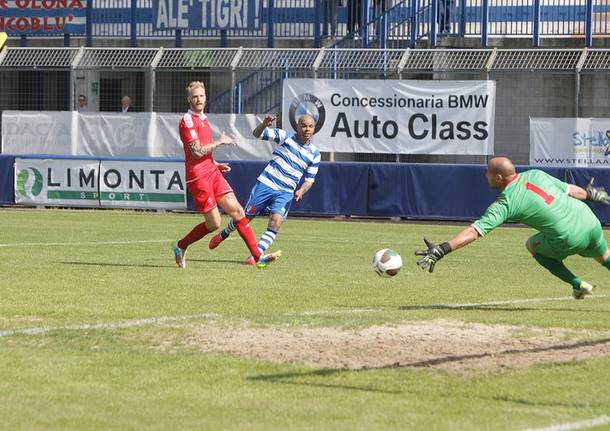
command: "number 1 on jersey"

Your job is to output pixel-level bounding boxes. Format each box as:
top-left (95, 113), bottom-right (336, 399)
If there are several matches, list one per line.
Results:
top-left (526, 182), bottom-right (554, 205)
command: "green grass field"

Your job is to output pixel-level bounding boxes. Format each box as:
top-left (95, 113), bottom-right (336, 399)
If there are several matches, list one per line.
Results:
top-left (1, 208), bottom-right (610, 431)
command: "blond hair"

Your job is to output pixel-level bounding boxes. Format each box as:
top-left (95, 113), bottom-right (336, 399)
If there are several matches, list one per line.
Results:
top-left (186, 81), bottom-right (205, 96)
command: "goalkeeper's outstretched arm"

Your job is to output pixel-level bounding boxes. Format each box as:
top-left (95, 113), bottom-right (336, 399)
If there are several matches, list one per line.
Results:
top-left (567, 178), bottom-right (610, 205)
top-left (415, 227), bottom-right (481, 273)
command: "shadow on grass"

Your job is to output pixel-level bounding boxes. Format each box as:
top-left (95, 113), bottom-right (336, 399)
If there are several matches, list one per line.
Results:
top-left (247, 337), bottom-right (610, 391)
top-left (246, 369), bottom-right (401, 394)
top-left (61, 258), bottom-right (244, 269)
top-left (489, 395), bottom-right (597, 409)
top-left (398, 304), bottom-right (591, 312)
top-left (401, 337), bottom-right (610, 369)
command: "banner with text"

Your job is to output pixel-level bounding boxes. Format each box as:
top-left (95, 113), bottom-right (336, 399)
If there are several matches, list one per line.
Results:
top-left (2, 111), bottom-right (274, 161)
top-left (282, 79), bottom-right (495, 155)
top-left (530, 118), bottom-right (610, 168)
top-left (14, 158), bottom-right (187, 209)
top-left (152, 0), bottom-right (261, 30)
top-left (0, 0), bottom-right (86, 35)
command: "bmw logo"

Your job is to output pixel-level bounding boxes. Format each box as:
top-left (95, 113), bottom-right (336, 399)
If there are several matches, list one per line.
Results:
top-left (288, 93), bottom-right (325, 134)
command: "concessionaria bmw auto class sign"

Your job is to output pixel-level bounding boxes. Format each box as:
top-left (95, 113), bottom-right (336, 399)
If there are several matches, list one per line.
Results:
top-left (282, 79), bottom-right (496, 155)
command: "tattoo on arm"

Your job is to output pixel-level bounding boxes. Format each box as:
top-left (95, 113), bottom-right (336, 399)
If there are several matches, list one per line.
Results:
top-left (189, 140), bottom-right (214, 159)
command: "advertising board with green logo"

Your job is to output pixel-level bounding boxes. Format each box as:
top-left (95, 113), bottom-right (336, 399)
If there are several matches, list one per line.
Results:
top-left (15, 158), bottom-right (100, 206)
top-left (15, 158), bottom-right (187, 210)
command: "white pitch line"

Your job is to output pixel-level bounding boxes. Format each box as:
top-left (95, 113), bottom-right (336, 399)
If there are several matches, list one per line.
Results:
top-left (521, 415), bottom-right (610, 431)
top-left (0, 239), bottom-right (174, 248)
top-left (282, 294), bottom-right (610, 316)
top-left (1, 295), bottom-right (609, 338)
top-left (0, 313), bottom-right (219, 337)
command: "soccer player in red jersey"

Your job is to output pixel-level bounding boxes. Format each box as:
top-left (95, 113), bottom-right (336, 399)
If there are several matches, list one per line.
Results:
top-left (172, 81), bottom-right (281, 269)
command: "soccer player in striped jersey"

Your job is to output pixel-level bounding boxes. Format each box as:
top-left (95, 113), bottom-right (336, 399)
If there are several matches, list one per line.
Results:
top-left (172, 81), bottom-right (281, 269)
top-left (209, 114), bottom-right (321, 264)
top-left (415, 157), bottom-right (610, 300)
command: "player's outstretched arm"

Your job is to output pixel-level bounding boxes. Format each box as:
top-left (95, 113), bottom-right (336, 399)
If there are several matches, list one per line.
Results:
top-left (585, 177), bottom-right (610, 205)
top-left (415, 226), bottom-right (480, 273)
top-left (253, 115), bottom-right (276, 138)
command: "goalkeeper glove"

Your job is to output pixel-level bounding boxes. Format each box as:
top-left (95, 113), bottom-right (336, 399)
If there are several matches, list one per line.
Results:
top-left (414, 238), bottom-right (452, 273)
top-left (586, 177), bottom-right (610, 205)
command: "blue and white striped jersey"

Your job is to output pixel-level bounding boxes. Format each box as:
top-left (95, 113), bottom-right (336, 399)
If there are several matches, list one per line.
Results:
top-left (258, 128), bottom-right (321, 192)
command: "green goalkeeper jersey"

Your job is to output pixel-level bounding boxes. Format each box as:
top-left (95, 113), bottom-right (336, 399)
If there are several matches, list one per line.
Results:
top-left (472, 169), bottom-right (598, 240)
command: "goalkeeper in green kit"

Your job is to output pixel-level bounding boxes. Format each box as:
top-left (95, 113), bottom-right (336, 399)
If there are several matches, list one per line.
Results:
top-left (415, 157), bottom-right (610, 300)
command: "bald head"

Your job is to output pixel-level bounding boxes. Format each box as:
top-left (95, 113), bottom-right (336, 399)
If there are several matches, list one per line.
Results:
top-left (488, 157), bottom-right (515, 177)
top-left (296, 114), bottom-right (316, 144)
top-left (486, 157), bottom-right (517, 189)
top-left (298, 114), bottom-right (315, 127)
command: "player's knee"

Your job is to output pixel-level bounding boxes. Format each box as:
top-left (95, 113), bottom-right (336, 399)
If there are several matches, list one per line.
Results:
top-left (231, 207), bottom-right (245, 220)
top-left (205, 219), bottom-right (221, 231)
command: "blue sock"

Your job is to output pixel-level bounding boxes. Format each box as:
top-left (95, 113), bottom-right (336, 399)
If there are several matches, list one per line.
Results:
top-left (257, 228), bottom-right (277, 254)
top-left (220, 219), bottom-right (236, 240)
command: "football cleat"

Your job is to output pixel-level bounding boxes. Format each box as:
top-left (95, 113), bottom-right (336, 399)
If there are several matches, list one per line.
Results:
top-left (256, 250), bottom-right (282, 269)
top-left (208, 233), bottom-right (225, 250)
top-left (243, 256), bottom-right (256, 266)
top-left (173, 241), bottom-right (186, 268)
top-left (572, 281), bottom-right (593, 300)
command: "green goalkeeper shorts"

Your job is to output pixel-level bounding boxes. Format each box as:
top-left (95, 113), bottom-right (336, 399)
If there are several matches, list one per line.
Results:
top-left (528, 222), bottom-right (608, 261)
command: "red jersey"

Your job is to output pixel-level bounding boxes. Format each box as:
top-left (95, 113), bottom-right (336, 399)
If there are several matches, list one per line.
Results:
top-left (179, 110), bottom-right (216, 182)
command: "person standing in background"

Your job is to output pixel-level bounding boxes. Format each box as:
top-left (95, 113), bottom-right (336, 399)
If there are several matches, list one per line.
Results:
top-left (120, 95), bottom-right (133, 112)
top-left (77, 95), bottom-right (89, 111)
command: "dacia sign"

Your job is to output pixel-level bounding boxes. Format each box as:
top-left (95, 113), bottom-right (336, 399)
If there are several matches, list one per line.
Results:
top-left (14, 158), bottom-right (187, 209)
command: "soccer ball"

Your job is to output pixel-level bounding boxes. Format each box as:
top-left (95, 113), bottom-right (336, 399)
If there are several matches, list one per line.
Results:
top-left (372, 248), bottom-right (403, 278)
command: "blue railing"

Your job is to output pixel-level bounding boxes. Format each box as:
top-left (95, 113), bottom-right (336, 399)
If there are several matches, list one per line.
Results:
top-left (208, 69), bottom-right (300, 114)
top-left (7, 0), bottom-right (608, 47)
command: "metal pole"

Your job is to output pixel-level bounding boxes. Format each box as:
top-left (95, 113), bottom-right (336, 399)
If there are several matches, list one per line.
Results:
top-left (532, 0), bottom-right (540, 47)
top-left (362, 0), bottom-right (369, 47)
top-left (380, 11), bottom-right (387, 49)
top-left (575, 71), bottom-right (580, 118)
top-left (585, 0), bottom-right (593, 46)
top-left (459, 0), bottom-right (466, 36)
top-left (130, 0), bottom-right (137, 47)
top-left (86, 0), bottom-right (93, 47)
top-left (149, 48), bottom-right (164, 112)
top-left (314, 0), bottom-right (321, 47)
top-left (409, 0), bottom-right (417, 47)
top-left (481, 0), bottom-right (488, 47)
top-left (267, 0), bottom-right (275, 48)
top-left (575, 48), bottom-right (587, 117)
top-left (230, 71), bottom-right (236, 114)
top-left (430, 0), bottom-right (437, 47)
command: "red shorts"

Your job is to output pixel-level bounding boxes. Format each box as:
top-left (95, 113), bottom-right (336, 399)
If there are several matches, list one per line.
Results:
top-left (187, 169), bottom-right (233, 213)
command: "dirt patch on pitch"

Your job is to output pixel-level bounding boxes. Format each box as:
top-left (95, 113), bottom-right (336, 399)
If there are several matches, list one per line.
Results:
top-left (164, 319), bottom-right (610, 373)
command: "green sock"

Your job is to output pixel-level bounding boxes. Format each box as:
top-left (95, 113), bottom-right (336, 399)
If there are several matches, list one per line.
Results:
top-left (533, 254), bottom-right (581, 289)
